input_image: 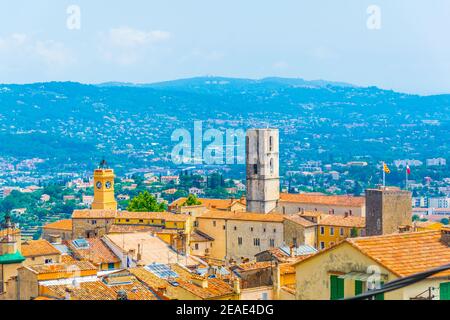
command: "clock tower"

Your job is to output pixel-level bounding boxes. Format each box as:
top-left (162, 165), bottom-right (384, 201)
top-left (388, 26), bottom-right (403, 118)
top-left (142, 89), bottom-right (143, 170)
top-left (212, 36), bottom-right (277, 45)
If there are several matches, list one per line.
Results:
top-left (92, 160), bottom-right (117, 211)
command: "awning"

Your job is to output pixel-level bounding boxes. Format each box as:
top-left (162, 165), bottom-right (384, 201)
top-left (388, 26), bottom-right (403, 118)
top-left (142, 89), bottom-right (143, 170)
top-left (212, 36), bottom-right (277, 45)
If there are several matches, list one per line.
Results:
top-left (338, 271), bottom-right (387, 282)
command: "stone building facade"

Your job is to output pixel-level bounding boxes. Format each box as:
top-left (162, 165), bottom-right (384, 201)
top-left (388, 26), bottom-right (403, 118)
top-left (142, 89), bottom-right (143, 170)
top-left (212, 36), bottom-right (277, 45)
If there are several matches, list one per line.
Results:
top-left (365, 187), bottom-right (412, 236)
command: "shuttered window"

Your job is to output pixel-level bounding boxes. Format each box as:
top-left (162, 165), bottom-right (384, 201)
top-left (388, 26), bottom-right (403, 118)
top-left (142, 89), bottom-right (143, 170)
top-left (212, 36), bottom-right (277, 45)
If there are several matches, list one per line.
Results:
top-left (440, 282), bottom-right (450, 300)
top-left (330, 275), bottom-right (344, 300)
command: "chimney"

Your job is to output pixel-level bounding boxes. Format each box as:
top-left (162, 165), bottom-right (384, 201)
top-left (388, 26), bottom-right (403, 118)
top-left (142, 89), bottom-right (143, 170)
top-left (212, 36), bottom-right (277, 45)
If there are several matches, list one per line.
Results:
top-left (64, 287), bottom-right (72, 300)
top-left (289, 245), bottom-right (295, 257)
top-left (192, 275), bottom-right (209, 288)
top-left (233, 277), bottom-right (241, 295)
top-left (117, 290), bottom-right (128, 300)
top-left (441, 228), bottom-right (450, 247)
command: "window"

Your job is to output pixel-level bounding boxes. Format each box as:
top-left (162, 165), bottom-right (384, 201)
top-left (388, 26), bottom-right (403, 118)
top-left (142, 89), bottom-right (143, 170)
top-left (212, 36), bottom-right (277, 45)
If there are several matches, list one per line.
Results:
top-left (262, 292), bottom-right (268, 300)
top-left (44, 258), bottom-right (52, 264)
top-left (340, 228), bottom-right (344, 236)
top-left (273, 228), bottom-right (276, 233)
top-left (355, 280), bottom-right (363, 296)
top-left (91, 220), bottom-right (97, 225)
top-left (293, 238), bottom-right (297, 247)
top-left (440, 282), bottom-right (450, 300)
top-left (330, 227), bottom-right (334, 236)
top-left (125, 219), bottom-right (130, 222)
top-left (139, 219), bottom-right (144, 223)
top-left (213, 221), bottom-right (217, 227)
top-left (330, 275), bottom-right (344, 300)
top-left (320, 226), bottom-right (325, 235)
top-left (269, 136), bottom-right (273, 151)
top-left (269, 239), bottom-right (275, 247)
top-left (270, 158), bottom-right (274, 173)
top-left (238, 237), bottom-right (243, 246)
top-left (108, 263), bottom-right (115, 270)
top-left (253, 164), bottom-right (258, 175)
top-left (223, 225), bottom-right (226, 230)
top-left (250, 227), bottom-right (254, 232)
top-left (263, 228), bottom-right (266, 233)
top-left (195, 243), bottom-right (199, 250)
top-left (234, 226), bottom-right (237, 231)
top-left (320, 242), bottom-right (325, 250)
top-left (253, 238), bottom-right (260, 246)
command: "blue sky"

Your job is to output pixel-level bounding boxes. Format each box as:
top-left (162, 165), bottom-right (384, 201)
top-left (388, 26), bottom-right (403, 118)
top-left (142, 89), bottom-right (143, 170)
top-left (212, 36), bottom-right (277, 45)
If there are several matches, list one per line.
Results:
top-left (0, 0), bottom-right (449, 94)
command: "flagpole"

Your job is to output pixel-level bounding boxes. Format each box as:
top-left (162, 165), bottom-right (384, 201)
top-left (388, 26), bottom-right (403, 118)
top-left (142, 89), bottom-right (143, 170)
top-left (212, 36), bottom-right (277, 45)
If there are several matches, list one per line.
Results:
top-left (382, 162), bottom-right (386, 187)
top-left (405, 168), bottom-right (408, 190)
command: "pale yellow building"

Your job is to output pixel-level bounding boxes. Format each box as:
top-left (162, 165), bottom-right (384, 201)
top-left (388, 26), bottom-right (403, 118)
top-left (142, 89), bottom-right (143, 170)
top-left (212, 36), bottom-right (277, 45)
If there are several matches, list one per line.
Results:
top-left (196, 210), bottom-right (284, 262)
top-left (293, 230), bottom-right (450, 300)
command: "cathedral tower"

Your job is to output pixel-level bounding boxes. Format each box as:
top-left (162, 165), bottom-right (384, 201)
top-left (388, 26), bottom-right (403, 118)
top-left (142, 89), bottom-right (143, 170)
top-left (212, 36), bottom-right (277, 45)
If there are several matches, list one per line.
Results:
top-left (92, 160), bottom-right (117, 211)
top-left (246, 128), bottom-right (280, 213)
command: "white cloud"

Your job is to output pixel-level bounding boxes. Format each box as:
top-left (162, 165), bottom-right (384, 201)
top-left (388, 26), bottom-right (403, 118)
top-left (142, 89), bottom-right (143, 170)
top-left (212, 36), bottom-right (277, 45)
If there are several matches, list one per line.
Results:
top-left (107, 26), bottom-right (171, 48)
top-left (98, 26), bottom-right (171, 65)
top-left (0, 33), bottom-right (74, 67)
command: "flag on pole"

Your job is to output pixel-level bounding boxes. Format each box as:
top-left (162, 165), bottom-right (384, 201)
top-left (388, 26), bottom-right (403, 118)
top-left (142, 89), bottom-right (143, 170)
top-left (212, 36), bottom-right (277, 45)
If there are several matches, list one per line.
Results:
top-left (406, 165), bottom-right (411, 175)
top-left (383, 163), bottom-right (391, 174)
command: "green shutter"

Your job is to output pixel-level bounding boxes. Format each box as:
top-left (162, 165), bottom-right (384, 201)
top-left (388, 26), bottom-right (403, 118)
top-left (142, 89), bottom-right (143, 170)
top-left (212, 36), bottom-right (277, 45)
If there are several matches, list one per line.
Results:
top-left (375, 281), bottom-right (384, 300)
top-left (355, 280), bottom-right (363, 296)
top-left (330, 275), bottom-right (344, 300)
top-left (440, 282), bottom-right (450, 300)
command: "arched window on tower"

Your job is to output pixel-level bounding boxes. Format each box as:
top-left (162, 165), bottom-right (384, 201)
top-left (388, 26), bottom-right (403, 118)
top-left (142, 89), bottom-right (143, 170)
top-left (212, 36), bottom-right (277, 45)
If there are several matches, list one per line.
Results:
top-left (253, 164), bottom-right (258, 175)
top-left (270, 158), bottom-right (274, 174)
top-left (269, 136), bottom-right (273, 152)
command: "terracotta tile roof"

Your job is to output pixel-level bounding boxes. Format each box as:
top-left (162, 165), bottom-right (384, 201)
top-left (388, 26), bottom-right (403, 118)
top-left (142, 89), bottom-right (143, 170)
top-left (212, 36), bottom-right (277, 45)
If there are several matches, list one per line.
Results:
top-left (347, 231), bottom-right (450, 277)
top-left (190, 230), bottom-right (214, 242)
top-left (21, 240), bottom-right (60, 258)
top-left (43, 277), bottom-right (157, 300)
top-left (235, 261), bottom-right (273, 271)
top-left (67, 238), bottom-right (120, 265)
top-left (317, 215), bottom-right (366, 228)
top-left (281, 284), bottom-right (296, 295)
top-left (280, 193), bottom-right (365, 207)
top-left (72, 209), bottom-right (117, 219)
top-left (170, 197), bottom-right (245, 210)
top-left (116, 211), bottom-right (189, 222)
top-left (27, 260), bottom-right (97, 275)
top-left (61, 255), bottom-right (77, 263)
top-left (198, 210), bottom-right (284, 223)
top-left (284, 215), bottom-right (317, 227)
top-left (42, 219), bottom-right (72, 231)
top-left (130, 265), bottom-right (235, 300)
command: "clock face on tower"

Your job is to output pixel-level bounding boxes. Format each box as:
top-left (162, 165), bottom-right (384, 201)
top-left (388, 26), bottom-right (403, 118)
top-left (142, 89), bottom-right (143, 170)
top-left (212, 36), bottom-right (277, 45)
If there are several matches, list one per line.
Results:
top-left (105, 181), bottom-right (112, 189)
top-left (96, 181), bottom-right (102, 189)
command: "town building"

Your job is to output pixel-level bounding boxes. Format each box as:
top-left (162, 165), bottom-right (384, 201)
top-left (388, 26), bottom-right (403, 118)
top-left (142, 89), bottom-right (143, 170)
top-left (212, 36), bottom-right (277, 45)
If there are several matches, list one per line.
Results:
top-left (293, 229), bottom-right (450, 300)
top-left (42, 219), bottom-right (73, 242)
top-left (365, 187), bottom-right (412, 236)
top-left (276, 193), bottom-right (365, 217)
top-left (246, 128), bottom-right (280, 213)
top-left (196, 210), bottom-right (285, 262)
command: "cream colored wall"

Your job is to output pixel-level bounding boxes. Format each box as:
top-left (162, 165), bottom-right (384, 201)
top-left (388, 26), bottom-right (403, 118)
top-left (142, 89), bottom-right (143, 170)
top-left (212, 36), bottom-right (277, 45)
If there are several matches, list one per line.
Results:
top-left (294, 242), bottom-right (393, 300)
top-left (279, 287), bottom-right (296, 300)
top-left (23, 254), bottom-right (61, 267)
top-left (17, 268), bottom-right (39, 300)
top-left (226, 220), bottom-right (284, 260)
top-left (283, 220), bottom-right (316, 247)
top-left (196, 218), bottom-right (227, 261)
top-left (190, 241), bottom-right (211, 257)
top-left (277, 202), bottom-right (364, 217)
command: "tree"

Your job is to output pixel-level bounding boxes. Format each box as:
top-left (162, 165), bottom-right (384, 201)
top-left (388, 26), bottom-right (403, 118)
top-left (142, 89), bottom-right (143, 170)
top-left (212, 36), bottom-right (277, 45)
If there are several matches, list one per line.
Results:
top-left (182, 194), bottom-right (202, 206)
top-left (440, 218), bottom-right (449, 225)
top-left (412, 214), bottom-right (420, 222)
top-left (127, 191), bottom-right (165, 212)
top-left (350, 227), bottom-right (358, 238)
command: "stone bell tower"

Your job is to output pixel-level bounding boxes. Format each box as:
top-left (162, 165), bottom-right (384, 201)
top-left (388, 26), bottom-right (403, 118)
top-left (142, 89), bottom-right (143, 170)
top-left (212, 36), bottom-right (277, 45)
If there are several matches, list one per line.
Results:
top-left (92, 160), bottom-right (117, 211)
top-left (246, 128), bottom-right (280, 213)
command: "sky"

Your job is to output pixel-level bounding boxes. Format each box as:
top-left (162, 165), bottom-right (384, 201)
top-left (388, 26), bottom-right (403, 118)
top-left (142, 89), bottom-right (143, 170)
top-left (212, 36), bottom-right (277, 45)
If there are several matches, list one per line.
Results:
top-left (0, 0), bottom-right (450, 94)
